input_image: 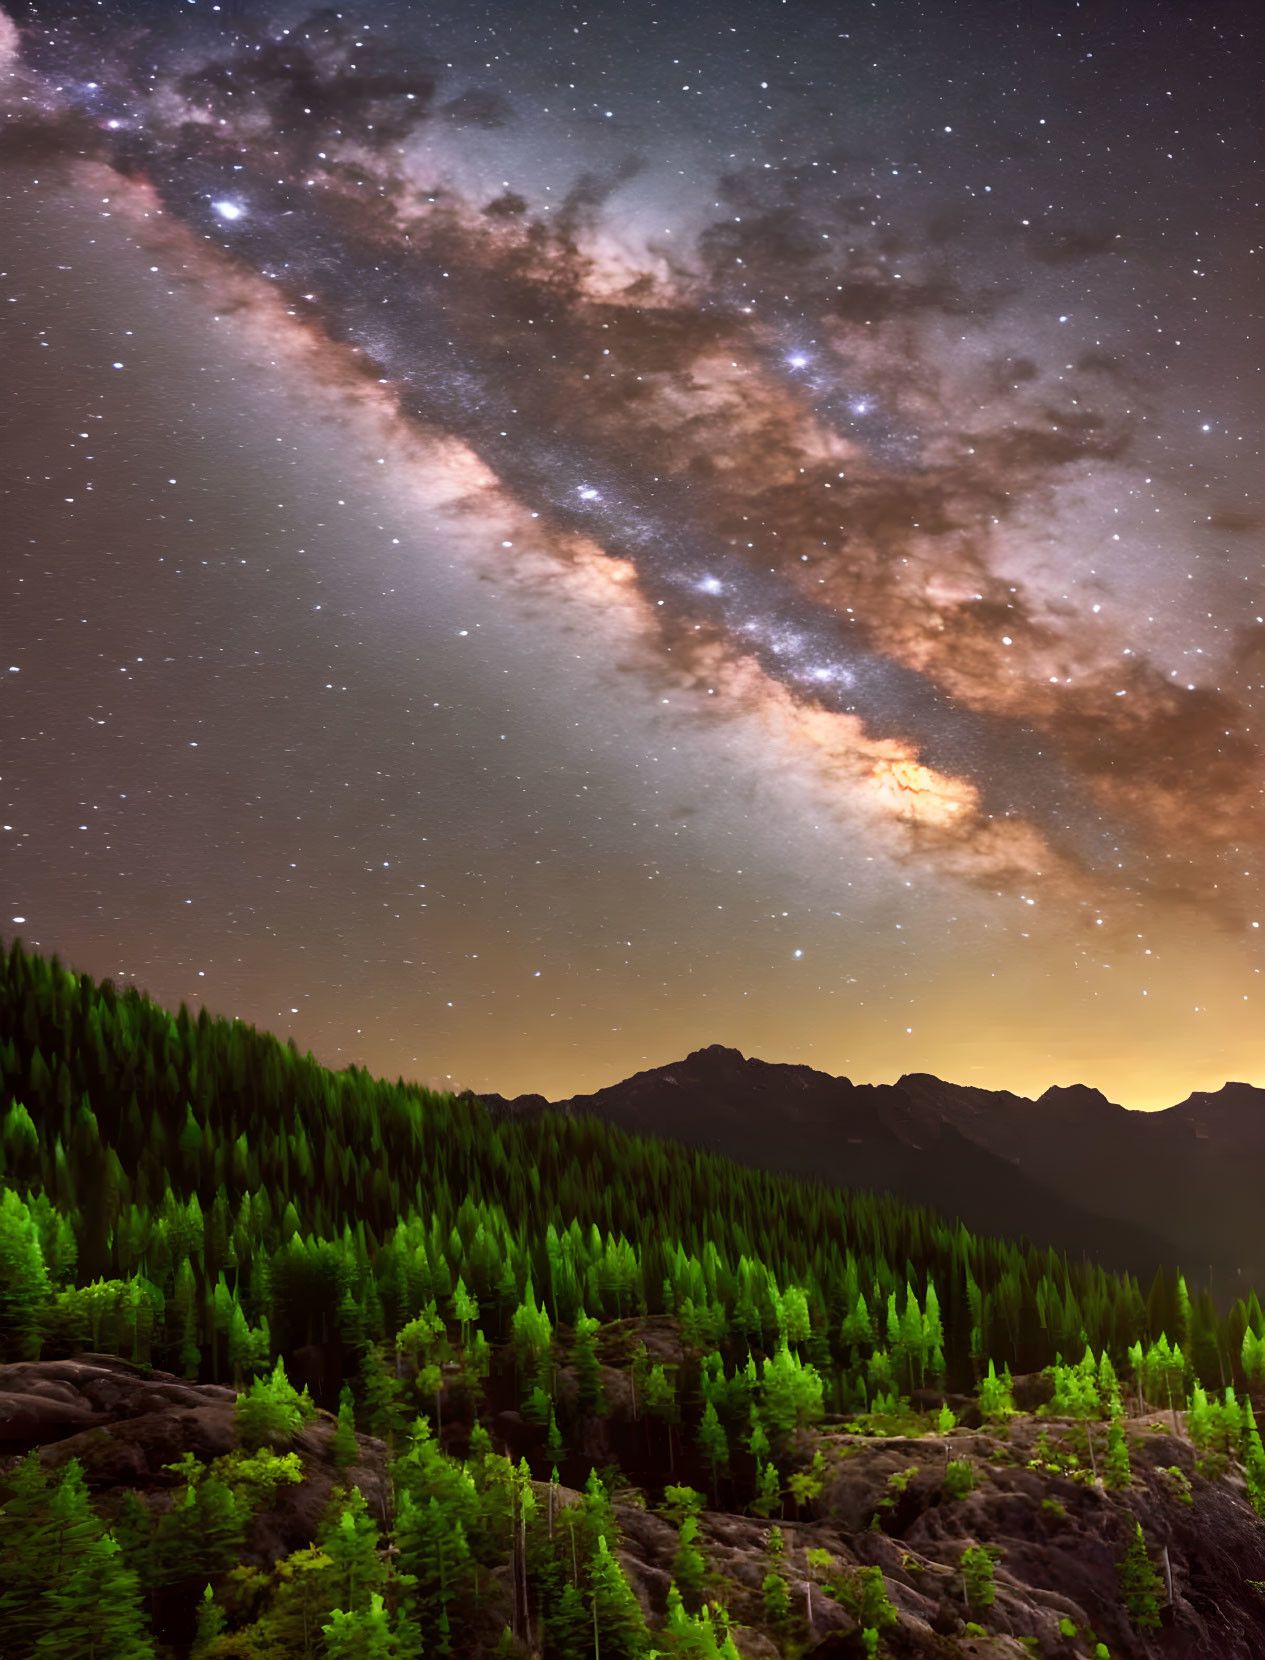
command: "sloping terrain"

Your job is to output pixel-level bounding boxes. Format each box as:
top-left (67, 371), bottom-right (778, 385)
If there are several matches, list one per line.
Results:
top-left (5, 942), bottom-right (1265, 1657)
top-left (6, 1345), bottom-right (1265, 1659)
top-left (480, 1045), bottom-right (1265, 1289)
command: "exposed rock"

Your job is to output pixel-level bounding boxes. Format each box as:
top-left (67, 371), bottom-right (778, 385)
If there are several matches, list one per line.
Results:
top-left (8, 1352), bottom-right (1265, 1657)
top-left (0, 1353), bottom-right (390, 1574)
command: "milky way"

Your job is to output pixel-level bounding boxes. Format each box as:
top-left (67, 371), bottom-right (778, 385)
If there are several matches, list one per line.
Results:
top-left (2, 0), bottom-right (1263, 1105)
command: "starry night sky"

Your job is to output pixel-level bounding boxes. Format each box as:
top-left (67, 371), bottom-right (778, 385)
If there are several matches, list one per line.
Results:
top-left (1, 0), bottom-right (1262, 1108)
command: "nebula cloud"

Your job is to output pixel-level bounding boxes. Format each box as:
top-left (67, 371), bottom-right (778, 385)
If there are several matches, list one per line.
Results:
top-left (4, 3), bottom-right (1261, 923)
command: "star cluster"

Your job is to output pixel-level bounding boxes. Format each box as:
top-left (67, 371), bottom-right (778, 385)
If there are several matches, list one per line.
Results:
top-left (1, 0), bottom-right (1262, 1106)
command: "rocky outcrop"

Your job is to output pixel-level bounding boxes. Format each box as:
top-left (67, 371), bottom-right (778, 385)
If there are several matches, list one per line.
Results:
top-left (5, 1354), bottom-right (1265, 1657)
top-left (0, 1352), bottom-right (392, 1566)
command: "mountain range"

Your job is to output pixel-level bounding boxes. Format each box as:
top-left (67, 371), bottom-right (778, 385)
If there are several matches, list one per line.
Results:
top-left (477, 1047), bottom-right (1265, 1298)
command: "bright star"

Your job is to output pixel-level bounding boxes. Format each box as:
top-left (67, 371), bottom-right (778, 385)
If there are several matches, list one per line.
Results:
top-left (213, 200), bottom-right (244, 221)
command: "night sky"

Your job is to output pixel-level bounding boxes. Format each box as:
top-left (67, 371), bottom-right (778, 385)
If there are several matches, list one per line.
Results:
top-left (2, 0), bottom-right (1261, 1109)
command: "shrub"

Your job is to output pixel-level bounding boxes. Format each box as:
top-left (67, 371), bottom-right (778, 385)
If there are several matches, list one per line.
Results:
top-left (234, 1358), bottom-right (314, 1452)
top-left (1117, 1520), bottom-right (1163, 1631)
top-left (961, 1544), bottom-right (997, 1610)
top-left (761, 1570), bottom-right (789, 1627)
top-left (944, 1459), bottom-right (974, 1499)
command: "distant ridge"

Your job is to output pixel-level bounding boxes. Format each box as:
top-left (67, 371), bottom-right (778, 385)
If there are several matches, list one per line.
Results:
top-left (478, 1046), bottom-right (1265, 1293)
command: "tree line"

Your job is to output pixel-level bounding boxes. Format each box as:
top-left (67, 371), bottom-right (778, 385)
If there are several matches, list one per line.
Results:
top-left (4, 937), bottom-right (1265, 1654)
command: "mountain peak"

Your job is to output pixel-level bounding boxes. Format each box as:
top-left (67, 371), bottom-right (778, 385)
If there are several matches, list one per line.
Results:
top-left (1036, 1082), bottom-right (1119, 1112)
top-left (683, 1043), bottom-right (749, 1066)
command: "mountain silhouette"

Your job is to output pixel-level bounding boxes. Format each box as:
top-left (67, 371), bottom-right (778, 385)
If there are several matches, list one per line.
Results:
top-left (478, 1047), bottom-right (1265, 1294)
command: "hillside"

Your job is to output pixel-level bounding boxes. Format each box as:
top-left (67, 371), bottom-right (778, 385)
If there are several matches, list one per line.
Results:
top-left (4, 940), bottom-right (1265, 1657)
top-left (479, 1045), bottom-right (1265, 1293)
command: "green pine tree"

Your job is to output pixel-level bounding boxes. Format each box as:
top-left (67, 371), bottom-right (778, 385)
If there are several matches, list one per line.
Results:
top-left (961, 1544), bottom-right (996, 1611)
top-left (1118, 1520), bottom-right (1163, 1630)
top-left (333, 1384), bottom-right (360, 1468)
top-left (977, 1359), bottom-right (1015, 1422)
top-left (111, 1490), bottom-right (154, 1587)
top-left (590, 1534), bottom-right (648, 1660)
top-left (32, 1531), bottom-right (154, 1660)
top-left (394, 1487), bottom-right (474, 1653)
top-left (546, 1403), bottom-right (566, 1465)
top-left (359, 1343), bottom-right (408, 1449)
top-left (235, 1356), bottom-right (314, 1451)
top-left (673, 1514), bottom-right (707, 1612)
top-left (191, 1583), bottom-right (227, 1659)
top-left (696, 1400), bottom-right (729, 1504)
top-left (323, 1591), bottom-right (403, 1658)
top-left (1105, 1413), bottom-right (1132, 1490)
top-left (571, 1308), bottom-right (605, 1411)
top-left (761, 1570), bottom-right (789, 1628)
top-left (0, 1454), bottom-right (56, 1652)
top-left (547, 1582), bottom-right (591, 1660)
top-left (320, 1487), bottom-right (387, 1616)
top-left (749, 1460), bottom-right (782, 1519)
top-left (0, 1189), bottom-right (52, 1360)
top-left (854, 1565), bottom-right (898, 1633)
top-left (1242, 1399), bottom-right (1265, 1514)
top-left (236, 1543), bottom-right (337, 1658)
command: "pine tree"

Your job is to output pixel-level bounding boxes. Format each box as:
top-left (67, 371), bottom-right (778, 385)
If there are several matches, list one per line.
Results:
top-left (673, 1514), bottom-right (707, 1612)
top-left (977, 1359), bottom-right (1015, 1421)
top-left (240, 1543), bottom-right (337, 1658)
top-left (590, 1534), bottom-right (648, 1660)
top-left (547, 1582), bottom-right (591, 1660)
top-left (44, 1459), bottom-right (102, 1593)
top-left (359, 1343), bottom-right (408, 1449)
top-left (0, 1453), bottom-right (55, 1652)
top-left (321, 1487), bottom-right (388, 1615)
top-left (761, 1570), bottom-right (789, 1627)
top-left (660, 1485), bottom-right (706, 1527)
top-left (546, 1402), bottom-right (566, 1465)
top-left (1105, 1412), bottom-right (1132, 1490)
top-left (750, 1460), bottom-right (782, 1519)
top-left (1186, 1382), bottom-right (1213, 1448)
top-left (150, 1466), bottom-right (244, 1587)
top-left (111, 1490), bottom-right (154, 1585)
top-left (333, 1384), bottom-right (360, 1468)
top-left (510, 1278), bottom-right (554, 1394)
top-left (33, 1531), bottom-right (154, 1660)
top-left (696, 1400), bottom-right (729, 1503)
top-left (1242, 1399), bottom-right (1265, 1514)
top-left (854, 1565), bottom-right (898, 1633)
top-left (961, 1544), bottom-right (996, 1611)
top-left (1118, 1520), bottom-right (1163, 1631)
top-left (644, 1361), bottom-right (679, 1472)
top-left (323, 1591), bottom-right (405, 1659)
top-left (787, 1449), bottom-right (828, 1518)
top-left (451, 1276), bottom-right (480, 1346)
top-left (394, 1487), bottom-right (473, 1652)
top-left (191, 1583), bottom-right (227, 1658)
top-left (746, 1412), bottom-right (770, 1466)
top-left (580, 1467), bottom-right (618, 1553)
top-left (663, 1584), bottom-right (725, 1659)
top-left (571, 1307), bottom-right (605, 1410)
top-left (0, 1189), bottom-right (52, 1358)
top-left (235, 1356), bottom-right (313, 1451)
top-left (760, 1340), bottom-right (824, 1445)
